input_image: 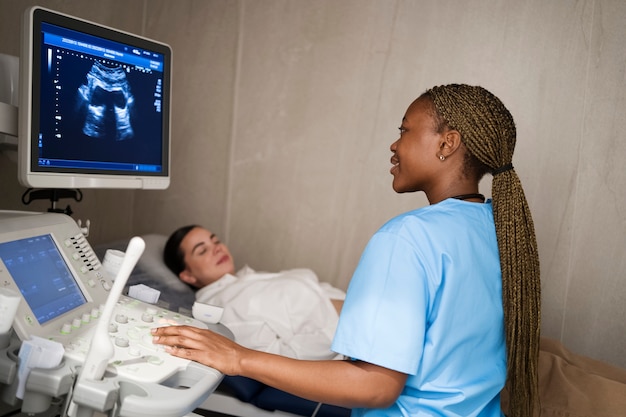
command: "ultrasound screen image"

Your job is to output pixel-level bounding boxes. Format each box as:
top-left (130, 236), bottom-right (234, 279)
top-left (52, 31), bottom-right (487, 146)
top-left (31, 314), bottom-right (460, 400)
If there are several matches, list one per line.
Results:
top-left (34, 22), bottom-right (167, 174)
top-left (78, 61), bottom-right (135, 141)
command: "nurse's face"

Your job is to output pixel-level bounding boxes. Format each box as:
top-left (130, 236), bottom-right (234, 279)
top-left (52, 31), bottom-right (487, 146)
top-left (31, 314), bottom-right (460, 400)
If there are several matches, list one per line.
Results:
top-left (179, 227), bottom-right (235, 288)
top-left (389, 97), bottom-right (445, 194)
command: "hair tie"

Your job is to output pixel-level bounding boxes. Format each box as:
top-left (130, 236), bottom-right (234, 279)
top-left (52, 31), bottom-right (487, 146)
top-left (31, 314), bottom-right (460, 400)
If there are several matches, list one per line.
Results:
top-left (493, 163), bottom-right (513, 176)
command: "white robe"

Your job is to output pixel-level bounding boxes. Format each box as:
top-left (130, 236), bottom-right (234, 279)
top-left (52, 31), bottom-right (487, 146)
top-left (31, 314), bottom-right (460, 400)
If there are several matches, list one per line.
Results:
top-left (196, 266), bottom-right (345, 360)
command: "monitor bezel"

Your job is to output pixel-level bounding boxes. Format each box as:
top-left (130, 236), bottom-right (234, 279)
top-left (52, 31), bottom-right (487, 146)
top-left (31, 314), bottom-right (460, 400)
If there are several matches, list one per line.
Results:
top-left (18, 6), bottom-right (172, 190)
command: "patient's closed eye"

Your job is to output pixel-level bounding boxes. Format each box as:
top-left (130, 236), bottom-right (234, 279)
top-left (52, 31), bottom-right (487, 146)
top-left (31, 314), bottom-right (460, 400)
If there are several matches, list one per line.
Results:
top-left (196, 238), bottom-right (222, 256)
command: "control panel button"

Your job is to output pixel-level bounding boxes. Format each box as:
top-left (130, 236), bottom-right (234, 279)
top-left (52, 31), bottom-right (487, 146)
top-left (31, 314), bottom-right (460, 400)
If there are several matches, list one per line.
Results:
top-left (146, 355), bottom-right (164, 365)
top-left (127, 326), bottom-right (147, 340)
top-left (61, 323), bottom-right (72, 334)
top-left (115, 314), bottom-right (128, 324)
top-left (128, 346), bottom-right (141, 356)
top-left (115, 337), bottom-right (130, 348)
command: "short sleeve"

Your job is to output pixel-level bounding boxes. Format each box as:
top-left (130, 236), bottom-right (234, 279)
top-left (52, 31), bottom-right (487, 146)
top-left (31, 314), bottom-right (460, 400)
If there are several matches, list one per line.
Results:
top-left (331, 229), bottom-right (431, 374)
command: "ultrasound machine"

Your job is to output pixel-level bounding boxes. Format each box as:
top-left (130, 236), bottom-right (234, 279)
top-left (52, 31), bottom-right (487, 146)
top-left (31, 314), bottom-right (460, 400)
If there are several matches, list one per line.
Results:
top-left (0, 211), bottom-right (228, 417)
top-left (0, 6), bottom-right (229, 417)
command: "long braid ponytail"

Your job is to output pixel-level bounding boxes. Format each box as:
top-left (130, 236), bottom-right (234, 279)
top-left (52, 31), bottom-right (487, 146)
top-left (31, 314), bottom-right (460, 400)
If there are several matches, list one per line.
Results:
top-left (427, 84), bottom-right (541, 417)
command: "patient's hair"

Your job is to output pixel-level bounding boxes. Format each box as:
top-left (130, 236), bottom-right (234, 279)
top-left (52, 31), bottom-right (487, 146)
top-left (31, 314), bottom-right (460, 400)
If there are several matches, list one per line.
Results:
top-left (424, 84), bottom-right (541, 417)
top-left (163, 224), bottom-right (199, 276)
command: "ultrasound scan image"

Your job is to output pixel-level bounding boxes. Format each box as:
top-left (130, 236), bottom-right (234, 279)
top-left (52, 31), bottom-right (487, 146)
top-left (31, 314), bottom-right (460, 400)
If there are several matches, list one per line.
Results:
top-left (77, 61), bottom-right (135, 141)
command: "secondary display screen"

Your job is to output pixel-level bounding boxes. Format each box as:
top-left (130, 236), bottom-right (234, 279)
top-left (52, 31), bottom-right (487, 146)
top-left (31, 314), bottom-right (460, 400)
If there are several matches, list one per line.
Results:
top-left (0, 234), bottom-right (86, 324)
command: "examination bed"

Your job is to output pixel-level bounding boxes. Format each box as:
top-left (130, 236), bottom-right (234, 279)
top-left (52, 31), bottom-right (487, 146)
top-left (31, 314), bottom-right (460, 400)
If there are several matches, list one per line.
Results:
top-left (97, 234), bottom-right (626, 417)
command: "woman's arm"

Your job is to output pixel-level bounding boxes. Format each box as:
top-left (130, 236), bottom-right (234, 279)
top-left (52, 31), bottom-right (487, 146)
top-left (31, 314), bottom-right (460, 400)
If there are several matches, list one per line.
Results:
top-left (152, 325), bottom-right (407, 409)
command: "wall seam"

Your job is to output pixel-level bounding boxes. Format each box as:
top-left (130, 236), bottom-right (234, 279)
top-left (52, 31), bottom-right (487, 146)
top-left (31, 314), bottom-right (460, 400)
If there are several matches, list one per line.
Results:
top-left (560, 0), bottom-right (596, 341)
top-left (224, 0), bottom-right (244, 243)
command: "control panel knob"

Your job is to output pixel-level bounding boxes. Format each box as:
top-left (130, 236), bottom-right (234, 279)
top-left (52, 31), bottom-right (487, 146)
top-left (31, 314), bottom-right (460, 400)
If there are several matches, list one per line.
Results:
top-left (115, 337), bottom-right (130, 348)
top-left (115, 314), bottom-right (128, 324)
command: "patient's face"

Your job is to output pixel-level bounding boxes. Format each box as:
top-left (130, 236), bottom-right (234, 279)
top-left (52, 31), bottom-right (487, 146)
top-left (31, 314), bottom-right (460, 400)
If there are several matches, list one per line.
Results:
top-left (179, 227), bottom-right (235, 288)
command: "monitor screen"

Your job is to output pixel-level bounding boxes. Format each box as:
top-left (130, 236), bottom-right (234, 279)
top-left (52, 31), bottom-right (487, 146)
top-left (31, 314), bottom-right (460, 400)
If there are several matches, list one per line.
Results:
top-left (18, 7), bottom-right (171, 189)
top-left (0, 234), bottom-right (86, 325)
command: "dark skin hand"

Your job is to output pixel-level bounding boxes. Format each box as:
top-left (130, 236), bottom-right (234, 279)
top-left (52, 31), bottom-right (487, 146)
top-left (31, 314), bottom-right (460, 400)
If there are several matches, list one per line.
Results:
top-left (151, 325), bottom-right (407, 409)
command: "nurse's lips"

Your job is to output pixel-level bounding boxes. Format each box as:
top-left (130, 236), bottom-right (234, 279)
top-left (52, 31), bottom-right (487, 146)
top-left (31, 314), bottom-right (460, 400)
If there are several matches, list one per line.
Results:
top-left (390, 156), bottom-right (399, 173)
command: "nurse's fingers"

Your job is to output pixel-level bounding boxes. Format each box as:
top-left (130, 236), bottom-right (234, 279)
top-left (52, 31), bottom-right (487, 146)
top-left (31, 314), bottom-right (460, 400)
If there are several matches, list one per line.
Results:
top-left (152, 325), bottom-right (246, 374)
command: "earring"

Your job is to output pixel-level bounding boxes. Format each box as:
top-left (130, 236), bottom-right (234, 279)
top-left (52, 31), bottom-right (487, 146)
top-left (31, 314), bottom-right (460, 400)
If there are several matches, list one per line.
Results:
top-left (439, 155), bottom-right (445, 161)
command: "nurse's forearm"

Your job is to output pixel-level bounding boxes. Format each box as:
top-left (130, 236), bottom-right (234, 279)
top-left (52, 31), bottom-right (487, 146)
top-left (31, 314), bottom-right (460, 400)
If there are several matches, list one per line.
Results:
top-left (238, 350), bottom-right (406, 409)
top-left (152, 325), bottom-right (406, 409)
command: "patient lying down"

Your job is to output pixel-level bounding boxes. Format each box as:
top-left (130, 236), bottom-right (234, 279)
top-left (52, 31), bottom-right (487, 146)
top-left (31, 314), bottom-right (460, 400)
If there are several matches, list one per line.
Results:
top-left (163, 225), bottom-right (345, 360)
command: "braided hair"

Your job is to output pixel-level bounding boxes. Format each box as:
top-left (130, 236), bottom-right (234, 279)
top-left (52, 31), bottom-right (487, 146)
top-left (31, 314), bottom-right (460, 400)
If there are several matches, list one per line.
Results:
top-left (425, 84), bottom-right (541, 417)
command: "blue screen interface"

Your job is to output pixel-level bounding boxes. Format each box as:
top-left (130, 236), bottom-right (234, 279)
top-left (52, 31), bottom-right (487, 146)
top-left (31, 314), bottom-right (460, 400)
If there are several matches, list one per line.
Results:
top-left (0, 235), bottom-right (86, 325)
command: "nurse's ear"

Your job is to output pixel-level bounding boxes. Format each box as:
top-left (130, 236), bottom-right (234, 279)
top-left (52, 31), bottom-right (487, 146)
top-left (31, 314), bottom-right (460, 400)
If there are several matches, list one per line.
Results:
top-left (439, 129), bottom-right (463, 159)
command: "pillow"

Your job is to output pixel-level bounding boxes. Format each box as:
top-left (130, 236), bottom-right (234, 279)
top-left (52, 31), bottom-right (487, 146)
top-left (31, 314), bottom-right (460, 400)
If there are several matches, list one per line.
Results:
top-left (94, 234), bottom-right (197, 313)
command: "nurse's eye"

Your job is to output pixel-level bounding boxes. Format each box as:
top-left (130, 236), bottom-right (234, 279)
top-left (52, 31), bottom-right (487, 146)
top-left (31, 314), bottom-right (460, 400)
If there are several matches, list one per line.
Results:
top-left (398, 126), bottom-right (407, 134)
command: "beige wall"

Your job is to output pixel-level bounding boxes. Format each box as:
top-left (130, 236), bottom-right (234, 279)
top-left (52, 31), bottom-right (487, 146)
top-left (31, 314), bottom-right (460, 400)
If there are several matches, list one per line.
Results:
top-left (0, 0), bottom-right (624, 369)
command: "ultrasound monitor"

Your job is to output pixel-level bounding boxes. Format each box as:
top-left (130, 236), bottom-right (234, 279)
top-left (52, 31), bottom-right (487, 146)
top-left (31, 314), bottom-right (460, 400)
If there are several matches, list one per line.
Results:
top-left (18, 6), bottom-right (172, 189)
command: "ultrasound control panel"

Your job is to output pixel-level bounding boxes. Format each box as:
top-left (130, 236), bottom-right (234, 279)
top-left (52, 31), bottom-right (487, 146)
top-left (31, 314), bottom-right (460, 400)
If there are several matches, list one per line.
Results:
top-left (0, 211), bottom-right (227, 417)
top-left (62, 296), bottom-right (206, 383)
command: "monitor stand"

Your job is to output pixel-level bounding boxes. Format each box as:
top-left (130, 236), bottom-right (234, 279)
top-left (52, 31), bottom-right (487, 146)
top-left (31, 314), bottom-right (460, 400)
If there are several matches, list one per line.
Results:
top-left (21, 188), bottom-right (83, 216)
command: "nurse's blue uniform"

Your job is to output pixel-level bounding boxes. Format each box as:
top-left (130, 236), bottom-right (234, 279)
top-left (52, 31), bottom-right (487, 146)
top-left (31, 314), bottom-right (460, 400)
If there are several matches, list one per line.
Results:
top-left (331, 199), bottom-right (506, 417)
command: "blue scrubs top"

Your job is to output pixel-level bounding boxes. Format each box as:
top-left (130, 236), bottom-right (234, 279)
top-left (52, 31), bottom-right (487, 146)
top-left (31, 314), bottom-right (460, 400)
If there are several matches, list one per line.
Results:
top-left (332, 199), bottom-right (506, 417)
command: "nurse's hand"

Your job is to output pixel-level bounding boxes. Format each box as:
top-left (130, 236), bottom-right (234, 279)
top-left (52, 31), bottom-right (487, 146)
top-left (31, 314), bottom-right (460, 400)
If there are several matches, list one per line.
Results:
top-left (152, 325), bottom-right (248, 375)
